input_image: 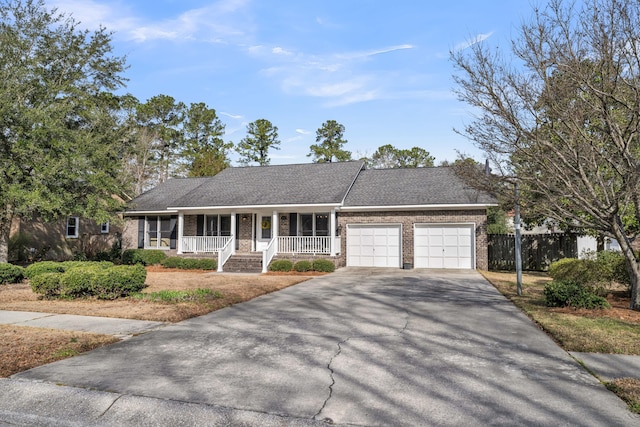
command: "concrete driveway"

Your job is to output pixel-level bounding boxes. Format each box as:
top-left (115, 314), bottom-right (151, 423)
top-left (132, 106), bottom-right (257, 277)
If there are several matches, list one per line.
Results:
top-left (10, 269), bottom-right (639, 426)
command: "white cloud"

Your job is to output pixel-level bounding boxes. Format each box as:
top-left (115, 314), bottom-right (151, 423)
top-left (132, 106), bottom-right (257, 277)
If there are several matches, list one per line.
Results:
top-left (454, 32), bottom-right (494, 51)
top-left (295, 129), bottom-right (311, 135)
top-left (272, 47), bottom-right (293, 56)
top-left (50, 0), bottom-right (252, 43)
top-left (220, 112), bottom-right (244, 120)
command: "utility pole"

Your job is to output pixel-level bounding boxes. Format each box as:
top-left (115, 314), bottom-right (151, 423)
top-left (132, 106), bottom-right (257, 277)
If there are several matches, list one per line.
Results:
top-left (514, 182), bottom-right (523, 296)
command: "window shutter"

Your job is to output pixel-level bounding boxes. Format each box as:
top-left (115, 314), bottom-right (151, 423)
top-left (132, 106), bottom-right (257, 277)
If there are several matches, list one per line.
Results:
top-left (197, 215), bottom-right (204, 236)
top-left (170, 216), bottom-right (177, 249)
top-left (289, 213), bottom-right (297, 236)
top-left (137, 217), bottom-right (145, 248)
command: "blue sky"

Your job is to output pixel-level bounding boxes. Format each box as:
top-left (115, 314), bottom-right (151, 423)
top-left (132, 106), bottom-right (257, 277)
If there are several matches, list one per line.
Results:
top-left (49, 0), bottom-right (534, 165)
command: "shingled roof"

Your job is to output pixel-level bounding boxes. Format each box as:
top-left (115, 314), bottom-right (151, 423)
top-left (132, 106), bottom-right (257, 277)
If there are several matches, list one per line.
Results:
top-left (126, 163), bottom-right (496, 213)
top-left (343, 167), bottom-right (496, 207)
top-left (127, 161), bottom-right (364, 212)
top-left (126, 177), bottom-right (213, 213)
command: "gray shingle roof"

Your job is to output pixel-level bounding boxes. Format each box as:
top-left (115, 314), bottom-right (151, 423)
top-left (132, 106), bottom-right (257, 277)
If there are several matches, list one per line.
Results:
top-left (343, 167), bottom-right (496, 207)
top-left (126, 177), bottom-right (213, 212)
top-left (126, 164), bottom-right (495, 213)
top-left (126, 162), bottom-right (365, 211)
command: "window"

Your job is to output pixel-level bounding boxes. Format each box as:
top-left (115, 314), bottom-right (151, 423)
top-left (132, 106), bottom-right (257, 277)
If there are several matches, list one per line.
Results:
top-left (299, 213), bottom-right (329, 236)
top-left (100, 222), bottom-right (109, 234)
top-left (66, 217), bottom-right (79, 238)
top-left (146, 216), bottom-right (172, 248)
top-left (205, 215), bottom-right (232, 236)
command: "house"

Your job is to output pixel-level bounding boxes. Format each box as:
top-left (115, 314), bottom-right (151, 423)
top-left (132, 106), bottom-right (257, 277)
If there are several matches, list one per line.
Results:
top-left (122, 161), bottom-right (496, 271)
top-left (10, 215), bottom-right (120, 262)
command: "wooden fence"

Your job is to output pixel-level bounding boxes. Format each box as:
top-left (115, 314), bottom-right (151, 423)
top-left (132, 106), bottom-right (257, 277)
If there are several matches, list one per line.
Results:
top-left (488, 233), bottom-right (578, 271)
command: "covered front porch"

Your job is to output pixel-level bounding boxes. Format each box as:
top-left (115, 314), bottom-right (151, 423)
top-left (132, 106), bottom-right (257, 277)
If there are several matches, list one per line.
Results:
top-left (176, 210), bottom-right (341, 272)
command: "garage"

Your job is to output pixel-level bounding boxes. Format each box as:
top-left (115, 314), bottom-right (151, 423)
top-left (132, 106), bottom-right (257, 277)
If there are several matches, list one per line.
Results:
top-left (414, 224), bottom-right (475, 269)
top-left (346, 224), bottom-right (401, 268)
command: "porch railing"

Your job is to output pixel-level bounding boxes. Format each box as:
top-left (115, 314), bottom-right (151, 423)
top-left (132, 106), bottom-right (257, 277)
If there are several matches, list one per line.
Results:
top-left (182, 236), bottom-right (232, 253)
top-left (217, 237), bottom-right (235, 272)
top-left (262, 238), bottom-right (277, 273)
top-left (277, 236), bottom-right (331, 254)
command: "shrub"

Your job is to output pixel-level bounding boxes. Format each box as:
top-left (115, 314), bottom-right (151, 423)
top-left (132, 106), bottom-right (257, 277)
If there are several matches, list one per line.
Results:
top-left (24, 261), bottom-right (66, 279)
top-left (269, 259), bottom-right (293, 272)
top-left (122, 249), bottom-right (167, 266)
top-left (544, 280), bottom-right (610, 309)
top-left (312, 259), bottom-right (335, 273)
top-left (30, 273), bottom-right (63, 298)
top-left (91, 265), bottom-right (147, 300)
top-left (161, 257), bottom-right (217, 270)
top-left (595, 250), bottom-right (630, 288)
top-left (293, 260), bottom-right (312, 272)
top-left (59, 267), bottom-right (97, 299)
top-left (0, 263), bottom-right (25, 284)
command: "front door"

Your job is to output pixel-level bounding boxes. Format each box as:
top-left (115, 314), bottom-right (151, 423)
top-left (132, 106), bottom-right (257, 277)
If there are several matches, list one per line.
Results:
top-left (255, 214), bottom-right (272, 251)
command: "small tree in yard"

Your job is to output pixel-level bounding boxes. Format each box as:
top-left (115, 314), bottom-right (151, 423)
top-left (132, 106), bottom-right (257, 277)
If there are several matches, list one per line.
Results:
top-left (0, 0), bottom-right (127, 263)
top-left (451, 0), bottom-right (640, 309)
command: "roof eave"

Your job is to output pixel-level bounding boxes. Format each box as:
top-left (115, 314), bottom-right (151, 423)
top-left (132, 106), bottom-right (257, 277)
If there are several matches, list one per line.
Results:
top-left (338, 203), bottom-right (498, 212)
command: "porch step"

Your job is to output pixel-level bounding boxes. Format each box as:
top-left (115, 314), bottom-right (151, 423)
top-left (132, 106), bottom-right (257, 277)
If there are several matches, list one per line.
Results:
top-left (223, 253), bottom-right (263, 273)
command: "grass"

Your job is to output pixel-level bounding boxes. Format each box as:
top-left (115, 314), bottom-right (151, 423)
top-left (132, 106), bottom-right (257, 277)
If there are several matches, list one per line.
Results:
top-left (481, 270), bottom-right (640, 414)
top-left (130, 288), bottom-right (223, 303)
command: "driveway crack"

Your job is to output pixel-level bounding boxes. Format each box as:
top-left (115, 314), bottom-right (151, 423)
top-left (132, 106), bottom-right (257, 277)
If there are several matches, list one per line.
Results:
top-left (313, 337), bottom-right (349, 422)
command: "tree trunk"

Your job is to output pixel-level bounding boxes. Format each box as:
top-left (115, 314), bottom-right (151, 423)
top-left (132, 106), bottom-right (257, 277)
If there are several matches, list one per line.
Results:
top-left (610, 217), bottom-right (640, 310)
top-left (0, 217), bottom-right (10, 264)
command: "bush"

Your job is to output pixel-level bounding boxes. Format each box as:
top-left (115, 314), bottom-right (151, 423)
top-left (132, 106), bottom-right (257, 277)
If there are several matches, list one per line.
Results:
top-left (24, 261), bottom-right (66, 279)
top-left (549, 251), bottom-right (630, 294)
top-left (29, 263), bottom-right (147, 300)
top-left (544, 280), bottom-right (610, 309)
top-left (91, 265), bottom-right (147, 300)
top-left (269, 259), bottom-right (293, 272)
top-left (59, 266), bottom-right (98, 298)
top-left (30, 273), bottom-right (62, 298)
top-left (0, 263), bottom-right (25, 284)
top-left (312, 259), bottom-right (335, 273)
top-left (595, 250), bottom-right (629, 288)
top-left (293, 260), bottom-right (312, 272)
top-left (160, 257), bottom-right (217, 270)
top-left (122, 249), bottom-right (167, 266)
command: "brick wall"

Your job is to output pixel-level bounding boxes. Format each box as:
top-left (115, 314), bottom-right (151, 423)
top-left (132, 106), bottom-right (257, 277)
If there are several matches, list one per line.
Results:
top-left (337, 209), bottom-right (489, 270)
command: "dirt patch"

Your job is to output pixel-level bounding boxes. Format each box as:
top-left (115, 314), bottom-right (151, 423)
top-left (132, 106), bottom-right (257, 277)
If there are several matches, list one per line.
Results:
top-left (549, 289), bottom-right (640, 323)
top-left (0, 325), bottom-right (117, 377)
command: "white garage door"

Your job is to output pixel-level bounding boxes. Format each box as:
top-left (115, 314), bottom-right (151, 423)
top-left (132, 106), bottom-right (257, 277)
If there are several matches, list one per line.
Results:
top-left (347, 224), bottom-right (401, 268)
top-left (414, 224), bottom-right (474, 269)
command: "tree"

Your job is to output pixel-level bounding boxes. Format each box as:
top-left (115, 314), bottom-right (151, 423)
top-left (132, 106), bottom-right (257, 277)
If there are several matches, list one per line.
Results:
top-left (451, 0), bottom-right (640, 309)
top-left (183, 102), bottom-right (231, 176)
top-left (308, 120), bottom-right (351, 163)
top-left (367, 144), bottom-right (435, 168)
top-left (236, 119), bottom-right (280, 166)
top-left (136, 94), bottom-right (185, 183)
top-left (0, 0), bottom-right (127, 263)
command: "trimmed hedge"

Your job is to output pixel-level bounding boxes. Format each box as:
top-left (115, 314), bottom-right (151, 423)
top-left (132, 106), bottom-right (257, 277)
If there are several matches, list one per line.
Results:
top-left (29, 263), bottom-right (147, 300)
top-left (312, 259), bottom-right (335, 273)
top-left (0, 263), bottom-right (25, 284)
top-left (544, 280), bottom-right (610, 309)
top-left (122, 249), bottom-right (167, 266)
top-left (24, 261), bottom-right (66, 279)
top-left (293, 260), bottom-right (312, 272)
top-left (24, 261), bottom-right (113, 280)
top-left (269, 259), bottom-right (293, 272)
top-left (549, 251), bottom-right (630, 292)
top-left (161, 257), bottom-right (217, 270)
top-left (30, 273), bottom-right (63, 298)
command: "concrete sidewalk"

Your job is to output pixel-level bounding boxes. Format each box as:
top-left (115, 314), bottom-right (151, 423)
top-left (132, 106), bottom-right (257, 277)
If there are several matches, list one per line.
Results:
top-left (0, 310), bottom-right (167, 338)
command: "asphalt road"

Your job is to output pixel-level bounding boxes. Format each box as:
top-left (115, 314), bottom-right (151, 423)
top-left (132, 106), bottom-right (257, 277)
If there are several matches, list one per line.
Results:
top-left (7, 268), bottom-right (640, 426)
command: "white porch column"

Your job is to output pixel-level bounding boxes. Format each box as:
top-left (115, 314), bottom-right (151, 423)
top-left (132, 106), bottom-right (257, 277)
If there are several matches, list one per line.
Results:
top-left (230, 211), bottom-right (236, 254)
top-left (272, 210), bottom-right (278, 254)
top-left (177, 212), bottom-right (184, 254)
top-left (330, 209), bottom-right (336, 256)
